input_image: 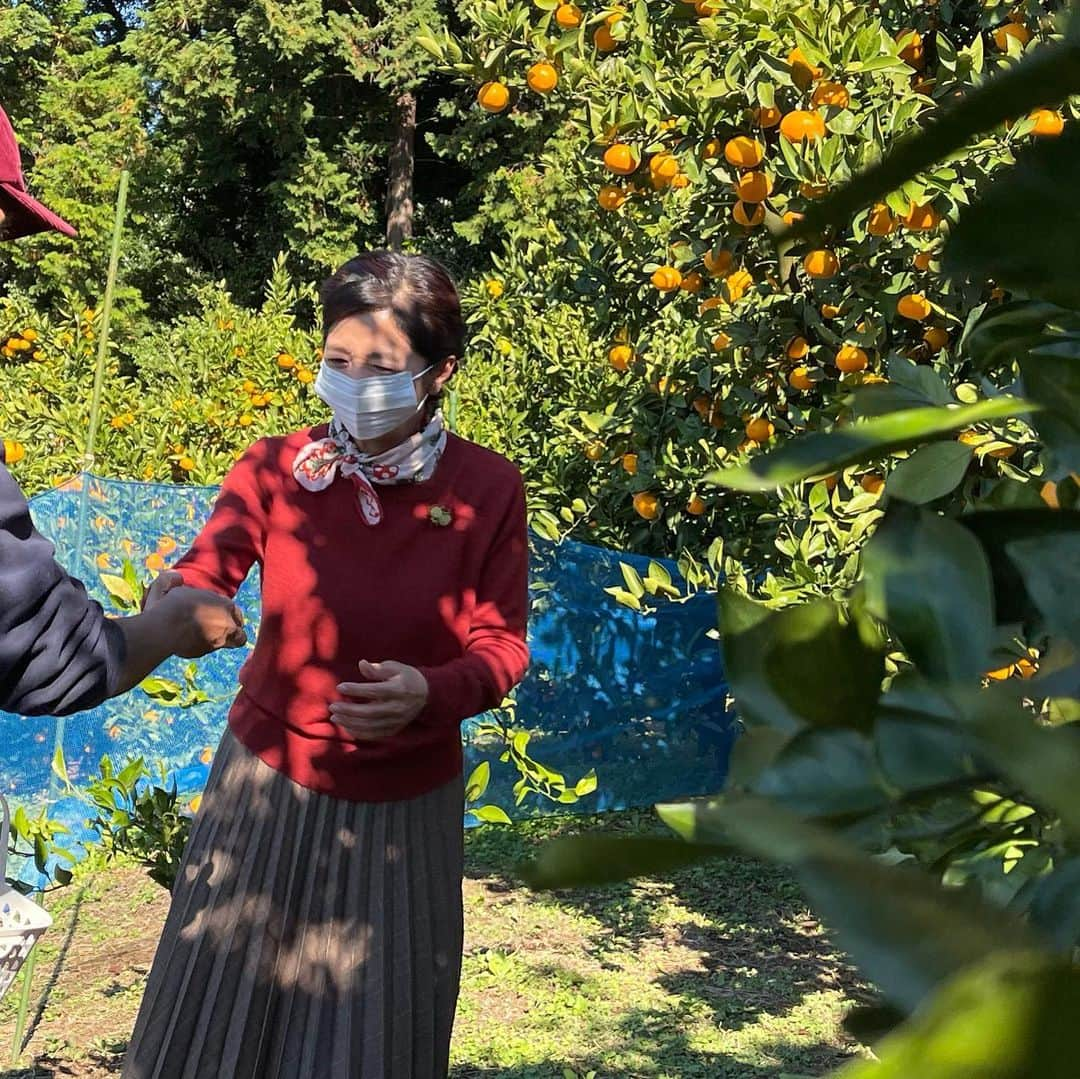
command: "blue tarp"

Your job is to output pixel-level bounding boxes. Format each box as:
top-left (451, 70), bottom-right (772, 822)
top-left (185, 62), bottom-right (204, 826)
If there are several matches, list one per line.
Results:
top-left (1, 474), bottom-right (735, 873)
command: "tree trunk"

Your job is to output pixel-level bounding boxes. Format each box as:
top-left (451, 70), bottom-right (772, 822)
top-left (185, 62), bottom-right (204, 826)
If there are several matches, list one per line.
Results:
top-left (385, 90), bottom-right (416, 251)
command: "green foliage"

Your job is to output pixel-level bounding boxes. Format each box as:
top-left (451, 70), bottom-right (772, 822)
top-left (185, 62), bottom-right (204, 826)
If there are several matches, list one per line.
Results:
top-left (522, 13), bottom-right (1080, 1077)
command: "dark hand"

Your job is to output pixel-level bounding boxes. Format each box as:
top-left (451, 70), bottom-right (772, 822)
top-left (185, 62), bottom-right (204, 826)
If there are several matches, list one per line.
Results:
top-left (331, 660), bottom-right (429, 741)
top-left (157, 584), bottom-right (247, 658)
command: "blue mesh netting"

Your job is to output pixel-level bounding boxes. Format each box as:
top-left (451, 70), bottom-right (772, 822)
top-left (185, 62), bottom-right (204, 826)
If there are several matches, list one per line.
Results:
top-left (1, 474), bottom-right (735, 873)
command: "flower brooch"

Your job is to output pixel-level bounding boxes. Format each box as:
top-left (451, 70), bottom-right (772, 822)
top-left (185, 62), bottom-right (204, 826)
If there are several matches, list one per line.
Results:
top-left (428, 505), bottom-right (453, 527)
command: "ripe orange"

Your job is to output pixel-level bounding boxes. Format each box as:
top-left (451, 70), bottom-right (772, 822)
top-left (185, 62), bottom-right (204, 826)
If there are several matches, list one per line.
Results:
top-left (897, 293), bottom-right (932, 320)
top-left (621, 453), bottom-right (638, 475)
top-left (987, 443), bottom-right (1017, 459)
top-left (687, 495), bottom-right (707, 516)
top-left (277, 352), bottom-right (296, 368)
top-left (733, 170), bottom-right (773, 203)
top-left (803, 249), bottom-right (839, 278)
top-left (896, 28), bottom-right (924, 68)
top-left (700, 297), bottom-right (725, 313)
top-left (584, 441), bottom-right (605, 461)
top-left (789, 366), bottom-right (815, 391)
top-left (1030, 108), bottom-right (1065, 137)
top-left (798, 180), bottom-right (828, 200)
top-left (680, 271), bottom-right (704, 293)
top-left (923, 326), bottom-right (949, 351)
top-left (724, 136), bottom-right (765, 169)
top-left (2, 439), bottom-right (25, 464)
top-left (712, 332), bottom-right (733, 351)
top-left (753, 105), bottom-right (782, 128)
top-left (867, 203), bottom-right (896, 236)
top-left (836, 345), bottom-right (868, 373)
top-left (603, 143), bottom-right (637, 175)
top-left (900, 200), bottom-right (941, 231)
top-left (703, 248), bottom-right (734, 276)
top-left (913, 250), bottom-right (934, 270)
top-left (145, 552), bottom-right (166, 572)
top-left (745, 417), bottom-right (774, 443)
top-left (733, 200), bottom-right (765, 227)
top-left (725, 268), bottom-right (754, 302)
top-left (821, 303), bottom-right (841, 319)
top-left (779, 110), bottom-right (826, 144)
top-left (598, 184), bottom-right (627, 210)
top-left (594, 25), bottom-right (618, 51)
top-left (994, 22), bottom-right (1031, 50)
top-left (477, 82), bottom-right (510, 113)
top-left (158, 536), bottom-right (178, 555)
top-left (609, 345), bottom-right (633, 371)
top-left (811, 81), bottom-right (850, 109)
top-left (670, 174), bottom-right (691, 189)
top-left (986, 663), bottom-right (1016, 681)
top-left (633, 492), bottom-right (661, 520)
top-left (787, 46), bottom-right (822, 89)
top-left (860, 473), bottom-right (885, 495)
top-left (702, 137), bottom-right (723, 159)
top-left (527, 61), bottom-right (558, 93)
top-left (555, 2), bottom-right (583, 28)
top-left (786, 335), bottom-right (810, 360)
top-left (783, 210), bottom-right (805, 226)
top-left (179, 456), bottom-right (196, 472)
top-left (651, 266), bottom-right (683, 291)
top-left (649, 152), bottom-right (680, 182)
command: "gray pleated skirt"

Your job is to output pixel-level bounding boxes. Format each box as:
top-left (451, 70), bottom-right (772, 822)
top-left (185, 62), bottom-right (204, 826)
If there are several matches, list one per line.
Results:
top-left (121, 725), bottom-right (466, 1079)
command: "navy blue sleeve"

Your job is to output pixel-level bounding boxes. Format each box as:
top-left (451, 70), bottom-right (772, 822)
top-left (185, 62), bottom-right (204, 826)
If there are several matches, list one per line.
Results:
top-left (0, 460), bottom-right (127, 716)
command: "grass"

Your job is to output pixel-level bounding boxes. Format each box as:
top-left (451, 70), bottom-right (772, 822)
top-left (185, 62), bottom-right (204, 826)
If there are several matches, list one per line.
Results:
top-left (0, 807), bottom-right (869, 1078)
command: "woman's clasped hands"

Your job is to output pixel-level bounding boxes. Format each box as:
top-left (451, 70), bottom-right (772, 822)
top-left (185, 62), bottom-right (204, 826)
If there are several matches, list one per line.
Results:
top-left (331, 660), bottom-right (430, 740)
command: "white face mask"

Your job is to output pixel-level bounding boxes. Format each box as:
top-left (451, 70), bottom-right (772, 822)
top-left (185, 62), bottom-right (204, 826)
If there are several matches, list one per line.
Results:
top-left (314, 362), bottom-right (434, 442)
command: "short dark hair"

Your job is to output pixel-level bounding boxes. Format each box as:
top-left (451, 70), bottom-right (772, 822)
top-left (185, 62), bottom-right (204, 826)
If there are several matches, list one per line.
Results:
top-left (319, 251), bottom-right (466, 375)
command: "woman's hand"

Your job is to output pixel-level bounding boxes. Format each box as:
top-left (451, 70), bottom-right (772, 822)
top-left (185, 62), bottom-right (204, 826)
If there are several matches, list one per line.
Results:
top-left (331, 660), bottom-right (429, 741)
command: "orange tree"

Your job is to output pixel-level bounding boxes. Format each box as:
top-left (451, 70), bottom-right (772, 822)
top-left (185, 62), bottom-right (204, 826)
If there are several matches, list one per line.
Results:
top-left (423, 0), bottom-right (1066, 600)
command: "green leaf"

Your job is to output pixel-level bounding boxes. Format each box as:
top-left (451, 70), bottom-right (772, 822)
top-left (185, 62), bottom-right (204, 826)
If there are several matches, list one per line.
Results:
top-left (946, 125), bottom-right (1080, 309)
top-left (965, 688), bottom-right (1080, 839)
top-left (1007, 533), bottom-right (1080, 643)
top-left (100, 573), bottom-right (136, 606)
top-left (785, 41), bottom-right (1080, 241)
top-left (838, 952), bottom-right (1080, 1079)
top-left (1019, 347), bottom-right (1080, 474)
top-left (139, 676), bottom-right (182, 703)
top-left (52, 745), bottom-right (70, 789)
top-left (469, 804), bottom-right (512, 825)
top-left (574, 769), bottom-right (598, 796)
top-left (657, 794), bottom-right (1037, 1013)
top-left (465, 761), bottom-right (491, 803)
top-left (862, 503), bottom-right (995, 684)
top-left (707, 400), bottom-right (1034, 492)
top-left (620, 561), bottom-right (645, 598)
top-left (958, 510), bottom-right (1080, 624)
top-left (961, 300), bottom-right (1078, 371)
top-left (721, 596), bottom-right (884, 735)
top-left (518, 835), bottom-right (727, 890)
top-left (885, 442), bottom-right (973, 504)
top-left (1025, 857), bottom-right (1080, 951)
top-left (753, 729), bottom-right (888, 819)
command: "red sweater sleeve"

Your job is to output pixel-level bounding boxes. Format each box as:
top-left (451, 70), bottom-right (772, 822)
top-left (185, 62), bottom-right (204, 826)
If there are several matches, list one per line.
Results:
top-left (417, 475), bottom-right (530, 726)
top-left (172, 441), bottom-right (270, 597)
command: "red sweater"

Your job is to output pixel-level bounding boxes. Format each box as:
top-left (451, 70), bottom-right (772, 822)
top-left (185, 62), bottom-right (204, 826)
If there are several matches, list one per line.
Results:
top-left (174, 428), bottom-right (530, 802)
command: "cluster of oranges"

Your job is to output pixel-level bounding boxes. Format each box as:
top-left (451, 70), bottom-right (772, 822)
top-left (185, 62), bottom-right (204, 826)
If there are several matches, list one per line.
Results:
top-left (2, 327), bottom-right (44, 361)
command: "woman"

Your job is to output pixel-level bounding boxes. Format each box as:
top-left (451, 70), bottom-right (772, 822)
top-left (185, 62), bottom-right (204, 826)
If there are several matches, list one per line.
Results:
top-left (122, 252), bottom-right (530, 1079)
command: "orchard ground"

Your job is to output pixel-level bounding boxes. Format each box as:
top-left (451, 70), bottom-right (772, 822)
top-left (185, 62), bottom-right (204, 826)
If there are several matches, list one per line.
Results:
top-left (0, 809), bottom-right (869, 1078)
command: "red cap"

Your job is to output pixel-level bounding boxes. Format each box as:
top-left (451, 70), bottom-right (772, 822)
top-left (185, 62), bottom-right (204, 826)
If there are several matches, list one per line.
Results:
top-left (0, 105), bottom-right (77, 240)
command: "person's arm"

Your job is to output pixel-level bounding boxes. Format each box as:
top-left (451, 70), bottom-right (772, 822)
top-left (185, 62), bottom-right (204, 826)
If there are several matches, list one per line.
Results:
top-left (415, 475), bottom-right (531, 725)
top-left (0, 457), bottom-right (249, 717)
top-left (111, 586), bottom-right (247, 695)
top-left (168, 440), bottom-right (271, 597)
top-left (0, 458), bottom-right (131, 716)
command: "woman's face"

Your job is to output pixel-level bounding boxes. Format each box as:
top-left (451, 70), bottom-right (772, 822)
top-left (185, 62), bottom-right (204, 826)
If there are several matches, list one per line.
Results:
top-left (320, 309), bottom-right (456, 449)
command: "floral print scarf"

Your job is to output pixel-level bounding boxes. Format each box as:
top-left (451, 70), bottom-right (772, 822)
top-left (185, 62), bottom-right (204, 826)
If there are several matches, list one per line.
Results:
top-left (292, 413), bottom-right (447, 525)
